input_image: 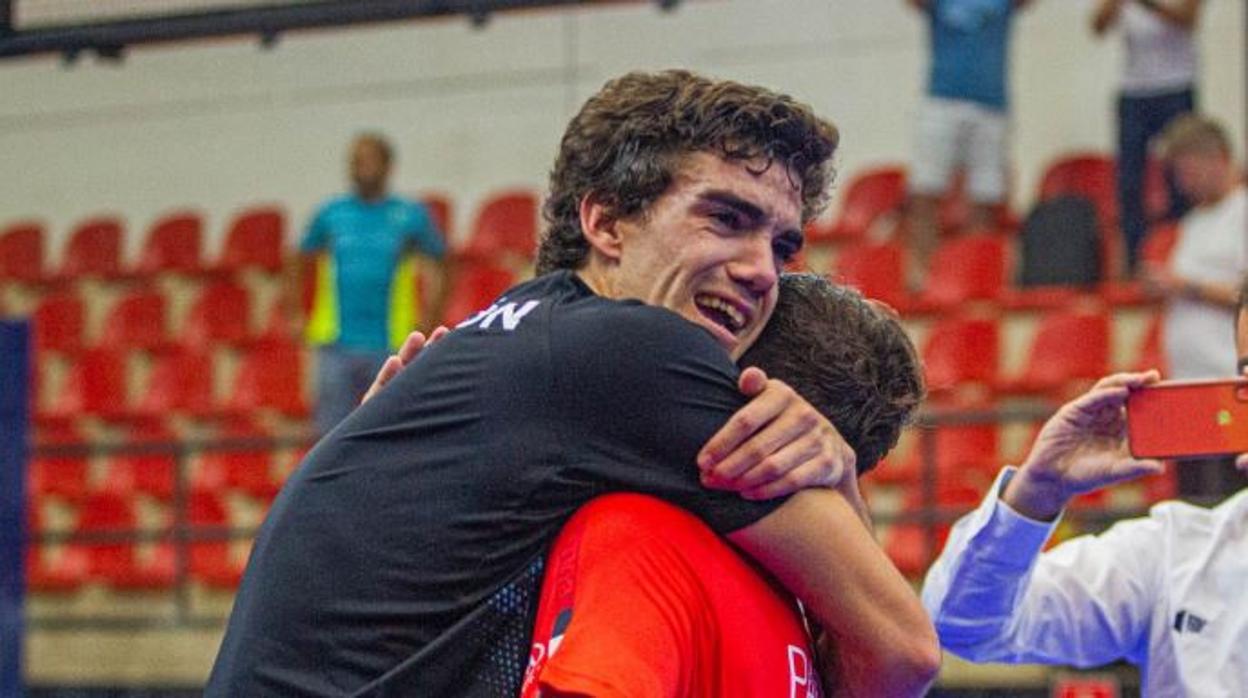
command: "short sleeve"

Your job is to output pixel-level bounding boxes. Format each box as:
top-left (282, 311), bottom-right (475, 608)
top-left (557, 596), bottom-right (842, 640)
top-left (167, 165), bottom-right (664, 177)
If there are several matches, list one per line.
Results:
top-left (300, 204), bottom-right (330, 253)
top-left (407, 202), bottom-right (446, 260)
top-left (534, 498), bottom-right (703, 697)
top-left (550, 301), bottom-right (786, 533)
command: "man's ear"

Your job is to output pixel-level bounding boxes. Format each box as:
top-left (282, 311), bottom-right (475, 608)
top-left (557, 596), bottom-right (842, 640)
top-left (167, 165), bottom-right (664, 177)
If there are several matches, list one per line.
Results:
top-left (579, 193), bottom-right (625, 263)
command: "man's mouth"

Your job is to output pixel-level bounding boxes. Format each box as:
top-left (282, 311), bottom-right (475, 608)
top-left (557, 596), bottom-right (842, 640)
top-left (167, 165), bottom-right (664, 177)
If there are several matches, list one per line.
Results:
top-left (695, 294), bottom-right (748, 336)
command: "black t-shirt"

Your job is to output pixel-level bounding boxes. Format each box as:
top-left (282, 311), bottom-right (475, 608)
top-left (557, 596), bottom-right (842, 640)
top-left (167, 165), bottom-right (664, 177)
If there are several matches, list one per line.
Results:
top-left (206, 271), bottom-right (786, 697)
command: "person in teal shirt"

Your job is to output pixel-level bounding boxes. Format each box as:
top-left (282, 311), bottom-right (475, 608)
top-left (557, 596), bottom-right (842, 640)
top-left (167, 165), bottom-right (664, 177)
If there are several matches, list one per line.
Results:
top-left (299, 133), bottom-right (447, 435)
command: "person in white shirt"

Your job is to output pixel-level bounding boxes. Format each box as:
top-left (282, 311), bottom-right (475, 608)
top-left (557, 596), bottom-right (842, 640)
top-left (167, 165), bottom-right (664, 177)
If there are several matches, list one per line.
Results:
top-left (1092, 0), bottom-right (1202, 273)
top-left (922, 273), bottom-right (1248, 697)
top-left (1144, 114), bottom-right (1247, 496)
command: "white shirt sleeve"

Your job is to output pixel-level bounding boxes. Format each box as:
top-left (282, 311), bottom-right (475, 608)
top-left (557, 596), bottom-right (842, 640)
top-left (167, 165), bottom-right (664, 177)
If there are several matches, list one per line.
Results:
top-left (921, 468), bottom-right (1161, 667)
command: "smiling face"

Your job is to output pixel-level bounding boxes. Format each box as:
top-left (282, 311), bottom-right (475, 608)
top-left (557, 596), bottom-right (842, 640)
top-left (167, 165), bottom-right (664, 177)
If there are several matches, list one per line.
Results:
top-left (580, 151), bottom-right (804, 360)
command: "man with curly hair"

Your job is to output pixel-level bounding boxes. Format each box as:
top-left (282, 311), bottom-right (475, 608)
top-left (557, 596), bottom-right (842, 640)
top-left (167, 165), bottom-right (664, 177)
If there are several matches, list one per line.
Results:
top-left (522, 274), bottom-right (926, 697)
top-left (209, 71), bottom-right (937, 697)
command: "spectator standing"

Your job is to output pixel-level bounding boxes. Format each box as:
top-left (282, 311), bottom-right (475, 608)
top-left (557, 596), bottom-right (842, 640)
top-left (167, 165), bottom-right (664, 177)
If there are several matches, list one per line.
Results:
top-left (299, 133), bottom-right (447, 435)
top-left (1092, 0), bottom-right (1202, 274)
top-left (905, 0), bottom-right (1031, 284)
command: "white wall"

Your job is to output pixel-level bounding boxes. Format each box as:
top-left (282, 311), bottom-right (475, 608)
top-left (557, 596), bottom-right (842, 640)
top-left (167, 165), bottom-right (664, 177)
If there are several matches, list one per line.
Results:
top-left (1, 0), bottom-right (1242, 261)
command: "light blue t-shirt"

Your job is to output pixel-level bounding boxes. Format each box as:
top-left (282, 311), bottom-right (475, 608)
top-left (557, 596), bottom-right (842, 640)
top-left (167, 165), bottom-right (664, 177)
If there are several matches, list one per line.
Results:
top-left (301, 194), bottom-right (446, 351)
top-left (926, 0), bottom-right (1015, 111)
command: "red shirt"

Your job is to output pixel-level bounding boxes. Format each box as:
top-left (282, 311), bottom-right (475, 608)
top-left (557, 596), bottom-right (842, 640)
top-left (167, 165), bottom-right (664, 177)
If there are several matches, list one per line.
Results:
top-left (521, 494), bottom-right (823, 698)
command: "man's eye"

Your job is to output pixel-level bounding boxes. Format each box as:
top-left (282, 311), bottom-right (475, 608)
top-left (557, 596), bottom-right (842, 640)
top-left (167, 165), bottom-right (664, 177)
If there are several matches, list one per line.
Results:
top-left (710, 211), bottom-right (741, 228)
top-left (773, 238), bottom-right (801, 263)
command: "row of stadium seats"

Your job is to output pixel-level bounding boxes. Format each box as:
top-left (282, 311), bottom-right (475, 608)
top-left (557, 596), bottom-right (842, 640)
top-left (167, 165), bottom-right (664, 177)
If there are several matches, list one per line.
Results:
top-left (0, 190), bottom-right (537, 285)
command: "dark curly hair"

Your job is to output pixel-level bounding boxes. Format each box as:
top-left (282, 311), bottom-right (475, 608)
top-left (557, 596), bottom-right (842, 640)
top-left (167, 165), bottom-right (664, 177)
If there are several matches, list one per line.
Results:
top-left (740, 274), bottom-right (925, 475)
top-left (536, 70), bottom-right (840, 275)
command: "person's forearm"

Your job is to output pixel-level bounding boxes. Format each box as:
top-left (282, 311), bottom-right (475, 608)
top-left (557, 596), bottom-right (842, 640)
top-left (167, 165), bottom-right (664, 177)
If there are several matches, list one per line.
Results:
top-left (730, 490), bottom-right (939, 697)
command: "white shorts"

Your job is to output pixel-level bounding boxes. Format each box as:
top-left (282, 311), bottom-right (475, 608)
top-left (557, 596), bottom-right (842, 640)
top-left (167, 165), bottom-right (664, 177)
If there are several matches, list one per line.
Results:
top-left (911, 96), bottom-right (1009, 202)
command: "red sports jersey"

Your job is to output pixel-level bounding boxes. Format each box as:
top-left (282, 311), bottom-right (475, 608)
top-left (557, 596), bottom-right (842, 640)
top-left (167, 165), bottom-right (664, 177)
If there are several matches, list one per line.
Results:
top-left (521, 494), bottom-right (823, 698)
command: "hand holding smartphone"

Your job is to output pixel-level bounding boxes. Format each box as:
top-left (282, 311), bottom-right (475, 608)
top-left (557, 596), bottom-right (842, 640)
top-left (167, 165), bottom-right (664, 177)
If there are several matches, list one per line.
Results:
top-left (1127, 378), bottom-right (1248, 459)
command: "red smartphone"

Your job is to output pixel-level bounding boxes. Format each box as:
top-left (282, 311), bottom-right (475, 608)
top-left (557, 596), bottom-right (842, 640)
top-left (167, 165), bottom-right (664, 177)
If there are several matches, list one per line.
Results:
top-left (1127, 378), bottom-right (1248, 459)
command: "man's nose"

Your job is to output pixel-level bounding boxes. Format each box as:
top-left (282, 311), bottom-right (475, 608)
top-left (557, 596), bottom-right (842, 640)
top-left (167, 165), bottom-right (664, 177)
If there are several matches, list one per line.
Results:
top-left (728, 235), bottom-right (779, 295)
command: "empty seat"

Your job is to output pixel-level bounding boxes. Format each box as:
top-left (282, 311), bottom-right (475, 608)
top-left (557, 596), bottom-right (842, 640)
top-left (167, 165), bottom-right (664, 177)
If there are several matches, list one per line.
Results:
top-left (187, 490), bottom-right (246, 589)
top-left (182, 280), bottom-right (251, 346)
top-left (193, 419), bottom-right (280, 501)
top-left (76, 491), bottom-right (175, 590)
top-left (28, 421), bottom-right (90, 503)
top-left (101, 418), bottom-right (180, 501)
top-left (39, 346), bottom-right (129, 420)
top-left (921, 316), bottom-right (1000, 396)
top-left (909, 235), bottom-right (1006, 313)
top-left (459, 191), bottom-right (539, 263)
top-left (32, 292), bottom-right (85, 354)
top-left (441, 262), bottom-right (521, 328)
top-left (223, 338), bottom-right (308, 417)
top-left (218, 207), bottom-right (285, 272)
top-left (831, 241), bottom-right (908, 311)
top-left (997, 309), bottom-right (1110, 397)
top-left (810, 165), bottom-right (906, 244)
top-left (132, 346), bottom-right (216, 419)
top-left (56, 217), bottom-right (124, 280)
top-left (135, 211), bottom-right (203, 276)
top-left (26, 507), bottom-right (89, 593)
top-left (99, 288), bottom-right (169, 351)
top-left (0, 221), bottom-right (46, 283)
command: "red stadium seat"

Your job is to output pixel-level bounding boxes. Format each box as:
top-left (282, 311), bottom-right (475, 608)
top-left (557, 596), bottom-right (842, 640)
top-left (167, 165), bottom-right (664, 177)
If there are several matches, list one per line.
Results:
top-left (193, 419), bottom-right (280, 501)
top-left (101, 418), bottom-right (180, 501)
top-left (40, 346), bottom-right (129, 420)
top-left (1037, 152), bottom-right (1122, 279)
top-left (909, 235), bottom-right (1006, 313)
top-left (32, 292), bottom-right (85, 354)
top-left (29, 421), bottom-right (90, 503)
top-left (182, 280), bottom-right (251, 346)
top-left (441, 262), bottom-right (520, 328)
top-left (29, 454), bottom-right (90, 504)
top-left (223, 338), bottom-right (308, 418)
top-left (459, 190), bottom-right (539, 263)
top-left (77, 491), bottom-right (176, 590)
top-left (135, 211), bottom-right (203, 276)
top-left (56, 217), bottom-right (125, 280)
top-left (997, 309), bottom-right (1110, 398)
top-left (99, 288), bottom-right (169, 351)
top-left (0, 221), bottom-right (46, 283)
top-left (132, 346), bottom-right (217, 419)
top-left (218, 206), bottom-right (285, 273)
top-left (832, 241), bottom-right (908, 311)
top-left (811, 165), bottom-right (906, 244)
top-left (188, 490), bottom-right (246, 589)
top-left (26, 507), bottom-right (89, 593)
top-left (920, 316), bottom-right (1000, 396)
